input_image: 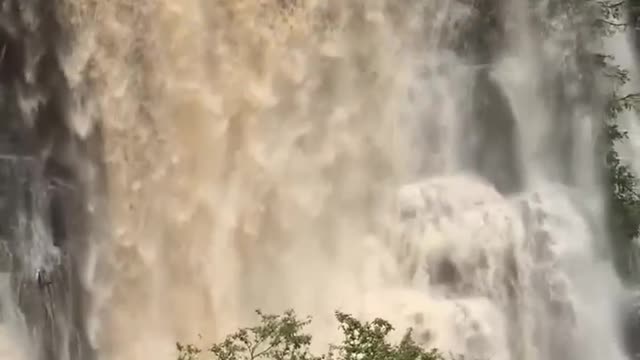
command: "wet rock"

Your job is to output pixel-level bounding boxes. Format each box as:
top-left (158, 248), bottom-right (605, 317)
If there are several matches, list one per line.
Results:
top-left (433, 257), bottom-right (462, 286)
top-left (466, 68), bottom-right (522, 194)
top-left (0, 241), bottom-right (12, 272)
top-left (0, 1), bottom-right (100, 359)
top-left (621, 294), bottom-right (640, 359)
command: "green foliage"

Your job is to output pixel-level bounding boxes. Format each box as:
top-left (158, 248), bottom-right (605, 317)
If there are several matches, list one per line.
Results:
top-left (606, 119), bottom-right (640, 273)
top-left (596, 0), bottom-right (640, 281)
top-left (598, 54), bottom-right (631, 87)
top-left (177, 310), bottom-right (317, 360)
top-left (176, 310), bottom-right (445, 360)
top-left (332, 313), bottom-right (442, 360)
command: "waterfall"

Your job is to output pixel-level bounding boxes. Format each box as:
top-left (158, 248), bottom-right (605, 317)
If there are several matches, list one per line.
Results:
top-left (0, 1), bottom-right (631, 360)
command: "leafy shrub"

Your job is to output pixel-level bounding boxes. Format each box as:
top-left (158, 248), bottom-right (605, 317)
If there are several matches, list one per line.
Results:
top-left (177, 310), bottom-right (444, 360)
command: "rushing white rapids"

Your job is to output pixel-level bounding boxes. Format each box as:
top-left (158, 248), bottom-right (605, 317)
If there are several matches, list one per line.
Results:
top-left (0, 0), bottom-right (621, 360)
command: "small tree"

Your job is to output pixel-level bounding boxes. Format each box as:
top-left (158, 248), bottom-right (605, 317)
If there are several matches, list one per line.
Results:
top-left (176, 310), bottom-right (444, 360)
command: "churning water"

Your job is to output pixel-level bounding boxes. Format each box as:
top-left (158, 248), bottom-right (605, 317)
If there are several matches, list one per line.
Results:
top-left (0, 1), bottom-right (632, 360)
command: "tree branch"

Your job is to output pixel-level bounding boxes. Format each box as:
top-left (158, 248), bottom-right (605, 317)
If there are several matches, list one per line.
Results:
top-left (617, 93), bottom-right (640, 102)
top-left (596, 18), bottom-right (628, 27)
top-left (599, 0), bottom-right (625, 8)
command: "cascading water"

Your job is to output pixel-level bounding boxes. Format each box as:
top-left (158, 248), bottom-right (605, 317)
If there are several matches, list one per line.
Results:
top-left (0, 0), bottom-right (632, 360)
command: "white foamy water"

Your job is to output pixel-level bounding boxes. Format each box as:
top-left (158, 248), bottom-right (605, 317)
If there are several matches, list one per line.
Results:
top-left (9, 1), bottom-right (623, 360)
top-left (0, 274), bottom-right (31, 360)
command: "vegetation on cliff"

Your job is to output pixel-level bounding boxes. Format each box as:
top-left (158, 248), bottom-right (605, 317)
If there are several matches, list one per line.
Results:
top-left (597, 0), bottom-right (640, 282)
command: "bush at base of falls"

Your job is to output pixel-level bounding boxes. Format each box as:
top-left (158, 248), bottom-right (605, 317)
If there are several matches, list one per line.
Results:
top-left (176, 310), bottom-right (445, 360)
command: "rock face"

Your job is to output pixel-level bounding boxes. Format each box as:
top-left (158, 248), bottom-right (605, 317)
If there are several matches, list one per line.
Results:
top-left (629, 0), bottom-right (640, 57)
top-left (449, 0), bottom-right (596, 195)
top-left (450, 0), bottom-right (523, 194)
top-left (621, 293), bottom-right (640, 359)
top-left (0, 1), bottom-right (97, 359)
top-left (465, 67), bottom-right (521, 194)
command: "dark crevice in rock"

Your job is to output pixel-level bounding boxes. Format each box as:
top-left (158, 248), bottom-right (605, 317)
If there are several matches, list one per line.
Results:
top-left (466, 68), bottom-right (522, 194)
